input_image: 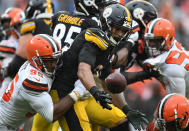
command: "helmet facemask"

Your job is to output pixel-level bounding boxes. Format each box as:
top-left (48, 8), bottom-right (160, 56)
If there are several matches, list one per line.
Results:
top-left (157, 110), bottom-right (185, 131)
top-left (32, 50), bottom-right (61, 77)
top-left (109, 25), bottom-right (131, 46)
top-left (144, 33), bottom-right (170, 57)
top-left (102, 4), bottom-right (132, 46)
top-left (75, 0), bottom-right (99, 16)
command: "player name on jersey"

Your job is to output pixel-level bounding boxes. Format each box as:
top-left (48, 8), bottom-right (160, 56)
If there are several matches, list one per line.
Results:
top-left (58, 14), bottom-right (85, 26)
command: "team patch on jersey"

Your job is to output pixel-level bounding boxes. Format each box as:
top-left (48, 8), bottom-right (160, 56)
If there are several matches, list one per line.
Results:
top-left (22, 78), bottom-right (48, 92)
top-left (20, 21), bottom-right (36, 35)
top-left (85, 29), bottom-right (109, 50)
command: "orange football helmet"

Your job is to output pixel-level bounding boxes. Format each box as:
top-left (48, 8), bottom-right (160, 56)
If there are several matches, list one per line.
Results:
top-left (27, 34), bottom-right (61, 76)
top-left (144, 18), bottom-right (175, 57)
top-left (0, 7), bottom-right (25, 39)
top-left (156, 93), bottom-right (189, 131)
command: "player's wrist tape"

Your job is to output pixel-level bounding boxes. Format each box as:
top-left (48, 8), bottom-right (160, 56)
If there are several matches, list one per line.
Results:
top-left (69, 91), bottom-right (80, 102)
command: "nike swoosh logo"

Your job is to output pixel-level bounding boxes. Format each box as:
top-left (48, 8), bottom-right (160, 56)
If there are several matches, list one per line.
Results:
top-left (34, 78), bottom-right (40, 82)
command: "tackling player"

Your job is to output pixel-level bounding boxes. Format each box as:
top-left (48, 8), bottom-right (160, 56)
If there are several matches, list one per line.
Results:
top-left (143, 18), bottom-right (189, 96)
top-left (0, 34), bottom-right (91, 131)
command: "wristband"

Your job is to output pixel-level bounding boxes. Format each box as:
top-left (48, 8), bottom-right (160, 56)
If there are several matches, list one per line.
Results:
top-left (69, 91), bottom-right (80, 102)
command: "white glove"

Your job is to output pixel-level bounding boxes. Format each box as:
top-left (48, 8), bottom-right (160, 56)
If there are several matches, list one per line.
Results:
top-left (69, 80), bottom-right (91, 102)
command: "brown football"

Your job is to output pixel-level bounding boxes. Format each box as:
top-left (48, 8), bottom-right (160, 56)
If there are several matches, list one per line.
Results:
top-left (105, 72), bottom-right (127, 94)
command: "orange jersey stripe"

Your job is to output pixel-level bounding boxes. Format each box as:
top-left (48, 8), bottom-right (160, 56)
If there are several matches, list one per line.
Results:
top-left (15, 74), bottom-right (19, 83)
top-left (2, 81), bottom-right (14, 102)
top-left (0, 46), bottom-right (16, 54)
top-left (23, 79), bottom-right (48, 92)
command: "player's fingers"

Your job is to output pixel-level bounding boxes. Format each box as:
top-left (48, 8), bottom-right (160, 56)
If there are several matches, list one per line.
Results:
top-left (104, 98), bottom-right (112, 104)
top-left (103, 103), bottom-right (112, 110)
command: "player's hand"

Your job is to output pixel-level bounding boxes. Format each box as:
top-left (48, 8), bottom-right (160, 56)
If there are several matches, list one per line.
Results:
top-left (89, 86), bottom-right (112, 110)
top-left (143, 63), bottom-right (161, 78)
top-left (122, 105), bottom-right (149, 131)
top-left (98, 66), bottom-right (112, 80)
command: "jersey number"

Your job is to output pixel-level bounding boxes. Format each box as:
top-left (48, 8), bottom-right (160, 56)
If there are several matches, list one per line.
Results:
top-left (2, 74), bottom-right (18, 102)
top-left (53, 23), bottom-right (81, 48)
top-left (166, 43), bottom-right (189, 71)
top-left (2, 81), bottom-right (14, 102)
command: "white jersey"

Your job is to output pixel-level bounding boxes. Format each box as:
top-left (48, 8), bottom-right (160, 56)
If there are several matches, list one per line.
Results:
top-left (144, 40), bottom-right (189, 96)
top-left (0, 61), bottom-right (54, 129)
top-left (0, 36), bottom-right (19, 95)
top-left (0, 36), bottom-right (18, 59)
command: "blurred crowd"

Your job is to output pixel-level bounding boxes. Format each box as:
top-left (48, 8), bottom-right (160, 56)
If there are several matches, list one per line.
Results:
top-left (1, 0), bottom-right (189, 48)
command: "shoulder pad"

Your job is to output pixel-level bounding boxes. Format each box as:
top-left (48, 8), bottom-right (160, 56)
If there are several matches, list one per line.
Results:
top-left (84, 28), bottom-right (110, 51)
top-left (42, 19), bottom-right (52, 26)
top-left (22, 71), bottom-right (48, 92)
top-left (20, 19), bottom-right (36, 35)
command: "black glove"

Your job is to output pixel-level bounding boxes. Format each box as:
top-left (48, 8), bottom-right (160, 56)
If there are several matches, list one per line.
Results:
top-left (89, 86), bottom-right (112, 110)
top-left (122, 105), bottom-right (149, 131)
top-left (143, 64), bottom-right (161, 78)
top-left (98, 65), bottom-right (112, 80)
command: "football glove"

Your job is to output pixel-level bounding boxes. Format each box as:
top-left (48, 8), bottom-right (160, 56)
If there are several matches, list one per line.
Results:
top-left (122, 105), bottom-right (149, 130)
top-left (89, 86), bottom-right (112, 110)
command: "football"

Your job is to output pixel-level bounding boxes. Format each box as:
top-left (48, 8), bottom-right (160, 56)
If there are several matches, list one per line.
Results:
top-left (105, 72), bottom-right (127, 94)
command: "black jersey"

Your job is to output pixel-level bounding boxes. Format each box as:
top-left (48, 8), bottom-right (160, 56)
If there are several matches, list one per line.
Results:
top-left (52, 28), bottom-right (114, 95)
top-left (51, 11), bottom-right (99, 48)
top-left (20, 18), bottom-right (52, 36)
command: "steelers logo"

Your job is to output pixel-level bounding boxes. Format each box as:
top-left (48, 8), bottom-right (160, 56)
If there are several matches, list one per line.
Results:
top-left (103, 7), bottom-right (112, 18)
top-left (133, 8), bottom-right (144, 19)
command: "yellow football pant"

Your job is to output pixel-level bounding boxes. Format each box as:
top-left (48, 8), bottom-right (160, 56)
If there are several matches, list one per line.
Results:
top-left (32, 90), bottom-right (125, 131)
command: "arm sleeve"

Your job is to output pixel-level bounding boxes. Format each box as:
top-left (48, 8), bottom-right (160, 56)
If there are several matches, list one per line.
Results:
top-left (78, 42), bottom-right (99, 68)
top-left (7, 54), bottom-right (26, 78)
top-left (21, 89), bottom-right (54, 123)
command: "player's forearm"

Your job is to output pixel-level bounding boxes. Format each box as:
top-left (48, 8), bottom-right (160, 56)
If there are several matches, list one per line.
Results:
top-left (6, 54), bottom-right (26, 78)
top-left (77, 62), bottom-right (96, 90)
top-left (53, 95), bottom-right (74, 121)
top-left (121, 71), bottom-right (151, 84)
top-left (111, 92), bottom-right (127, 109)
top-left (16, 33), bottom-right (33, 59)
top-left (113, 48), bottom-right (129, 68)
